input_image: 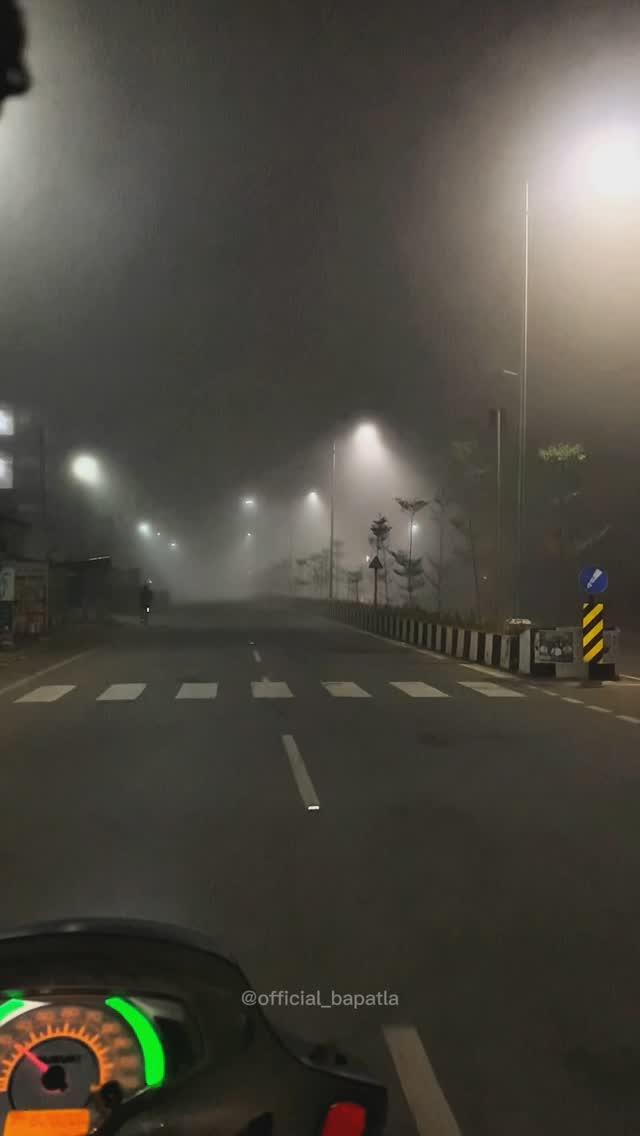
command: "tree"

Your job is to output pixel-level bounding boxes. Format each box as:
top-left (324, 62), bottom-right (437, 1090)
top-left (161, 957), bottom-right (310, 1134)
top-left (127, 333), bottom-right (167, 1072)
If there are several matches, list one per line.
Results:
top-left (447, 441), bottom-right (491, 620)
top-left (294, 557), bottom-right (310, 592)
top-left (390, 549), bottom-right (425, 604)
top-left (369, 514), bottom-right (392, 604)
top-left (537, 442), bottom-right (609, 560)
top-left (424, 491), bottom-right (451, 618)
top-left (394, 498), bottom-right (429, 602)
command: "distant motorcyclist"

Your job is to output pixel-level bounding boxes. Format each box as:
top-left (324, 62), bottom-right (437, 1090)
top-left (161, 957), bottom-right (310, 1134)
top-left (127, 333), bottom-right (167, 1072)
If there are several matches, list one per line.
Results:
top-left (139, 580), bottom-right (153, 623)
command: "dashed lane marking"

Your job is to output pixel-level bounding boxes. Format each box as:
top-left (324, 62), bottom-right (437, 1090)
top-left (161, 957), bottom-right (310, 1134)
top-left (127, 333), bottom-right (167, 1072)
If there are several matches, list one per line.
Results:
top-left (384, 1025), bottom-right (461, 1136)
top-left (281, 734), bottom-right (320, 811)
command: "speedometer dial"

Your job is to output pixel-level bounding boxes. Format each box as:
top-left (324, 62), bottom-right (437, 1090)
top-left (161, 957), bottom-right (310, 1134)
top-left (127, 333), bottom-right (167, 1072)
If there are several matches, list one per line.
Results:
top-left (0, 997), bottom-right (166, 1132)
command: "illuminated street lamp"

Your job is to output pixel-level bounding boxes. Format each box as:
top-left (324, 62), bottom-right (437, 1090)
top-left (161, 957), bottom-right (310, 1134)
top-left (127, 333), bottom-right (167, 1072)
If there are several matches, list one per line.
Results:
top-left (137, 521), bottom-right (152, 537)
top-left (513, 128), bottom-right (639, 613)
top-left (328, 421), bottom-right (382, 599)
top-left (70, 453), bottom-right (101, 486)
top-left (169, 540), bottom-right (178, 549)
top-left (585, 128), bottom-right (640, 196)
top-left (242, 497), bottom-right (256, 508)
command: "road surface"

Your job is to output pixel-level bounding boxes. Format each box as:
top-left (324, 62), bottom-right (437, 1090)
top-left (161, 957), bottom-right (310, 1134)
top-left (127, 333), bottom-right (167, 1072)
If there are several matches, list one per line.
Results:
top-left (1, 600), bottom-right (639, 1134)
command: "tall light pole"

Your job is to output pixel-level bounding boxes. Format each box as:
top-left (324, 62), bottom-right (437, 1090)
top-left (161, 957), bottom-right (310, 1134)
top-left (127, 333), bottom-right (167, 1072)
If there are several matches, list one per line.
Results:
top-left (328, 440), bottom-right (336, 599)
top-left (515, 181), bottom-right (530, 615)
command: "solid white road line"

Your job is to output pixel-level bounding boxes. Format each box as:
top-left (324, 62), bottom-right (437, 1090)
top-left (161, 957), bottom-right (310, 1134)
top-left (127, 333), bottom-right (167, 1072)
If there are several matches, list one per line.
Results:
top-left (0, 647), bottom-right (98, 701)
top-left (97, 683), bottom-right (146, 702)
top-left (384, 1025), bottom-right (461, 1136)
top-left (281, 734), bottom-right (320, 811)
top-left (620, 673), bottom-right (640, 682)
top-left (344, 624), bottom-right (444, 658)
top-left (617, 715), bottom-right (640, 725)
top-left (460, 663), bottom-right (516, 680)
top-left (176, 683), bottom-right (218, 700)
top-left (586, 704), bottom-right (612, 713)
top-left (459, 681), bottom-right (524, 698)
top-left (322, 681), bottom-right (371, 698)
top-left (16, 685), bottom-right (75, 704)
top-left (251, 680), bottom-right (293, 699)
top-left (252, 649), bottom-right (262, 663)
top-left (390, 681), bottom-right (450, 699)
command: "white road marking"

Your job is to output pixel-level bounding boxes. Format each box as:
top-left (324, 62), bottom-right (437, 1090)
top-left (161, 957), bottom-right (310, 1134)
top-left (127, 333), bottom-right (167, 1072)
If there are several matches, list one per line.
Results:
top-left (16, 685), bottom-right (75, 704)
top-left (620, 673), bottom-right (640, 682)
top-left (460, 663), bottom-right (515, 680)
top-left (384, 1025), bottom-right (461, 1136)
top-left (344, 624), bottom-right (444, 657)
top-left (617, 715), bottom-right (640, 725)
top-left (562, 697), bottom-right (584, 704)
top-left (390, 681), bottom-right (450, 699)
top-left (586, 704), bottom-right (612, 714)
top-left (323, 681), bottom-right (371, 698)
top-left (0, 647), bottom-right (98, 701)
top-left (97, 683), bottom-right (146, 702)
top-left (251, 680), bottom-right (293, 699)
top-left (459, 681), bottom-right (524, 698)
top-left (540, 690), bottom-right (559, 697)
top-left (281, 734), bottom-right (320, 811)
top-left (252, 649), bottom-right (262, 663)
top-left (176, 683), bottom-right (218, 700)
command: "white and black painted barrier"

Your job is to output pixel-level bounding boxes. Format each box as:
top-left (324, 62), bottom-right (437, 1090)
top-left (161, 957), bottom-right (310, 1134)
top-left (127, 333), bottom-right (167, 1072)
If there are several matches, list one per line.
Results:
top-left (324, 601), bottom-right (520, 671)
top-left (320, 602), bottom-right (619, 679)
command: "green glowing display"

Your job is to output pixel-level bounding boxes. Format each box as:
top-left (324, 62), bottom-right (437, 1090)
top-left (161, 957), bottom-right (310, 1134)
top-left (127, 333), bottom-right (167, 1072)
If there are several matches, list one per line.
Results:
top-left (0, 999), bottom-right (25, 1025)
top-left (105, 997), bottom-right (166, 1087)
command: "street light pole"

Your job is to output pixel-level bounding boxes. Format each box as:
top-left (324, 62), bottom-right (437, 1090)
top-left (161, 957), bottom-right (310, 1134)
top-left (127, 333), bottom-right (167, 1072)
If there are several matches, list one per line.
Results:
top-left (328, 439), bottom-right (336, 599)
top-left (494, 407), bottom-right (503, 619)
top-left (515, 179), bottom-right (529, 615)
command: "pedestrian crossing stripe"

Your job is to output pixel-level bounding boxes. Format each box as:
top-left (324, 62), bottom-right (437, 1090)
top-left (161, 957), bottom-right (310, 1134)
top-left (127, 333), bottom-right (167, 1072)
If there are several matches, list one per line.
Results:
top-left (12, 679), bottom-right (532, 703)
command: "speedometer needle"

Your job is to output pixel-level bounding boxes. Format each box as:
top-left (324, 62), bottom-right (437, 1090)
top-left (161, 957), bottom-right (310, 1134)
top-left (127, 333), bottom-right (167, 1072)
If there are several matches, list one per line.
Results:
top-left (18, 1046), bottom-right (48, 1074)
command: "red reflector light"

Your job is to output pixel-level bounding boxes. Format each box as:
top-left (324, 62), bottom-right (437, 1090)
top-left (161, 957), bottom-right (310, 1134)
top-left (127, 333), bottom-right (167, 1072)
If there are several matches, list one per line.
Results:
top-left (321, 1102), bottom-right (367, 1136)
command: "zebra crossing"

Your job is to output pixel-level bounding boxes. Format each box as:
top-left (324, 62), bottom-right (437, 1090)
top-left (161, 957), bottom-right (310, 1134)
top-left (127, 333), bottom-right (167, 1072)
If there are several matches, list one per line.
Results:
top-left (13, 678), bottom-right (526, 704)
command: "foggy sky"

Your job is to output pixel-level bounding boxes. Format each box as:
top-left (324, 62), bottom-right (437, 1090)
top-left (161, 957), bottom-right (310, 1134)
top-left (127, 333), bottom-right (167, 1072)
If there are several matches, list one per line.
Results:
top-left (1, 0), bottom-right (640, 536)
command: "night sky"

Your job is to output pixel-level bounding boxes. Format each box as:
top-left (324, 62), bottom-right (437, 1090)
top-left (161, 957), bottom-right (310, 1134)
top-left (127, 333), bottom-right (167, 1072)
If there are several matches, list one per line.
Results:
top-left (2, 0), bottom-right (639, 533)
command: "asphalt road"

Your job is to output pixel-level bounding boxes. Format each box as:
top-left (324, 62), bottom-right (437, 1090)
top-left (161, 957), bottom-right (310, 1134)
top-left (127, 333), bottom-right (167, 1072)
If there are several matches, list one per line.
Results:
top-left (1, 600), bottom-right (640, 1134)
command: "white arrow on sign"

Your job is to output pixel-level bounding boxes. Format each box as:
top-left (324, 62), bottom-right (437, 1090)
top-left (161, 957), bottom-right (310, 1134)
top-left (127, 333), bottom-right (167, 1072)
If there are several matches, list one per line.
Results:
top-left (587, 568), bottom-right (603, 589)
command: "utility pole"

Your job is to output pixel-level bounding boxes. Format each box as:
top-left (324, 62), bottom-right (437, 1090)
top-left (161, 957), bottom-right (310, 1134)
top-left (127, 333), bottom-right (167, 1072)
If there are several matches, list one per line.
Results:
top-left (515, 180), bottom-right (529, 615)
top-left (328, 439), bottom-right (336, 599)
top-left (493, 407), bottom-right (503, 619)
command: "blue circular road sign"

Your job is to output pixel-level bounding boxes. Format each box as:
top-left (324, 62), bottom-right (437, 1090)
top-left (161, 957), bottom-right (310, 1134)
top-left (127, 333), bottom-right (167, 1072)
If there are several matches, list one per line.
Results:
top-left (579, 566), bottom-right (608, 594)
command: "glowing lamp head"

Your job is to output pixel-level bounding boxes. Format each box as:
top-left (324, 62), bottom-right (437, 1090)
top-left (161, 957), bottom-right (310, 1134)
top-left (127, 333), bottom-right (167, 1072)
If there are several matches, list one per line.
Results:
top-left (71, 454), bottom-right (101, 485)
